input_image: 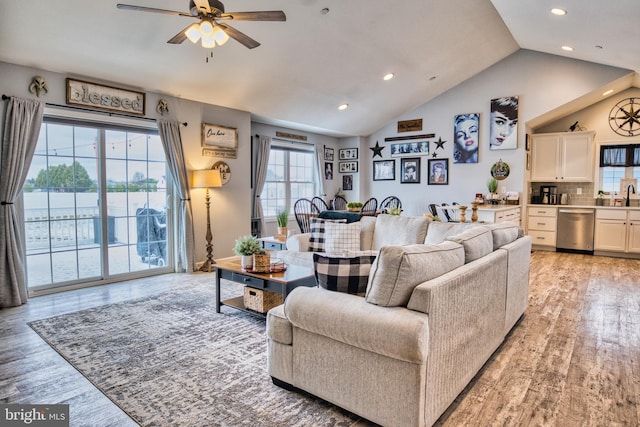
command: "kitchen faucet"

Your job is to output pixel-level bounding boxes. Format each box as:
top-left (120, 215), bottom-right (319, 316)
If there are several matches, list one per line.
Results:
top-left (626, 184), bottom-right (636, 207)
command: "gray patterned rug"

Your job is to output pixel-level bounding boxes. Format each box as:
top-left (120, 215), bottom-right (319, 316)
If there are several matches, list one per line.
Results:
top-left (28, 281), bottom-right (359, 426)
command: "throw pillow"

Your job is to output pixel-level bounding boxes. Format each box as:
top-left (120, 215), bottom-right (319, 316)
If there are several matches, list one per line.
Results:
top-left (308, 217), bottom-right (346, 252)
top-left (446, 225), bottom-right (493, 263)
top-left (371, 215), bottom-right (430, 250)
top-left (313, 253), bottom-right (377, 294)
top-left (324, 221), bottom-right (362, 254)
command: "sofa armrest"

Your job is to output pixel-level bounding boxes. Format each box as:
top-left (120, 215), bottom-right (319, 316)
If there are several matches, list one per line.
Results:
top-left (285, 233), bottom-right (311, 252)
top-left (285, 287), bottom-right (429, 363)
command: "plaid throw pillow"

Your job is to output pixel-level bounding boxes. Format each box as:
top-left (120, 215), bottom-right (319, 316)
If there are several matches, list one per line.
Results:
top-left (324, 221), bottom-right (361, 254)
top-left (308, 217), bottom-right (346, 252)
top-left (313, 253), bottom-right (377, 294)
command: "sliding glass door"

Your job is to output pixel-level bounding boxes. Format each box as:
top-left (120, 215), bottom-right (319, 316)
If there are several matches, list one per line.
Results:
top-left (23, 119), bottom-right (172, 292)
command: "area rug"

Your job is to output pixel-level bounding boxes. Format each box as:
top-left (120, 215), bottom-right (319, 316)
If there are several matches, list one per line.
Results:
top-left (28, 281), bottom-right (359, 426)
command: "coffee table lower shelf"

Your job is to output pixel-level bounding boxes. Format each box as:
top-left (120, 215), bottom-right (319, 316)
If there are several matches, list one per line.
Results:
top-left (220, 296), bottom-right (270, 317)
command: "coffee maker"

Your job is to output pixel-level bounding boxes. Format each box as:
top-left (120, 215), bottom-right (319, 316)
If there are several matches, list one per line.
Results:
top-left (540, 185), bottom-right (558, 204)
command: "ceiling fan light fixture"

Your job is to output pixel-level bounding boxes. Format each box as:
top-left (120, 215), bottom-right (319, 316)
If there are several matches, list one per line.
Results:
top-left (201, 32), bottom-right (215, 48)
top-left (213, 26), bottom-right (229, 46)
top-left (200, 20), bottom-right (214, 35)
top-left (185, 23), bottom-right (202, 44)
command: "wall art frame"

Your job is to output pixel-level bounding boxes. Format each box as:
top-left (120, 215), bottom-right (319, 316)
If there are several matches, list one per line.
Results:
top-left (390, 141), bottom-right (429, 157)
top-left (339, 148), bottom-right (358, 160)
top-left (428, 158), bottom-right (449, 185)
top-left (324, 147), bottom-right (334, 161)
top-left (400, 157), bottom-right (420, 184)
top-left (339, 161), bottom-right (358, 173)
top-left (373, 159), bottom-right (396, 181)
top-left (342, 174), bottom-right (353, 191)
top-left (66, 78), bottom-right (145, 115)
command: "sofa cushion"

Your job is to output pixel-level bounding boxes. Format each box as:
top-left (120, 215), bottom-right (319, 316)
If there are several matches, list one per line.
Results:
top-left (324, 221), bottom-right (361, 254)
top-left (308, 217), bottom-right (346, 252)
top-left (360, 216), bottom-right (377, 251)
top-left (372, 215), bottom-right (431, 250)
top-left (446, 225), bottom-right (493, 263)
top-left (365, 241), bottom-right (465, 307)
top-left (486, 222), bottom-right (520, 250)
top-left (313, 252), bottom-right (377, 294)
top-left (424, 221), bottom-right (479, 244)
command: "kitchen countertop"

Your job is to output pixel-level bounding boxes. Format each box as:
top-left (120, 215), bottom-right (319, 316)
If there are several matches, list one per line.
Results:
top-left (527, 204), bottom-right (640, 211)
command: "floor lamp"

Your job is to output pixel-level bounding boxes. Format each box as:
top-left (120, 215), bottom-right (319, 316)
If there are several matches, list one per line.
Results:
top-left (192, 168), bottom-right (222, 272)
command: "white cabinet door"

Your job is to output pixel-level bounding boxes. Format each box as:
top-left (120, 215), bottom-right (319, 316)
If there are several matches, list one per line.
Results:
top-left (628, 223), bottom-right (640, 253)
top-left (561, 133), bottom-right (593, 181)
top-left (594, 219), bottom-right (627, 251)
top-left (531, 135), bottom-right (561, 181)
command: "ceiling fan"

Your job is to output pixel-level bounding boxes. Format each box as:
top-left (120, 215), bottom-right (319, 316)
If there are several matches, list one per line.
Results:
top-left (116, 0), bottom-right (286, 49)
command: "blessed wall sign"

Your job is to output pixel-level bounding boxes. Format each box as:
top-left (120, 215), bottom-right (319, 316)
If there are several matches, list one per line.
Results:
top-left (66, 78), bottom-right (146, 115)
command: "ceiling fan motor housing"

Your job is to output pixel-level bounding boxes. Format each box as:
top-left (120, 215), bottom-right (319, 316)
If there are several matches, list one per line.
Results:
top-left (190, 0), bottom-right (225, 17)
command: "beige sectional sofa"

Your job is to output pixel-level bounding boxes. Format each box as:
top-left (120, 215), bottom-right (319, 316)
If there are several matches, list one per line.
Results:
top-left (267, 215), bottom-right (532, 427)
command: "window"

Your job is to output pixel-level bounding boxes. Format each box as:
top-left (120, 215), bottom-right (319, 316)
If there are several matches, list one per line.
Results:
top-left (23, 118), bottom-right (171, 292)
top-left (599, 143), bottom-right (640, 194)
top-left (260, 143), bottom-right (315, 217)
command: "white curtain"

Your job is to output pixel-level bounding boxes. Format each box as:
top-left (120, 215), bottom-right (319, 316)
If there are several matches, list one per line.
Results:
top-left (0, 97), bottom-right (44, 307)
top-left (314, 145), bottom-right (325, 197)
top-left (252, 135), bottom-right (271, 237)
top-left (156, 120), bottom-right (195, 273)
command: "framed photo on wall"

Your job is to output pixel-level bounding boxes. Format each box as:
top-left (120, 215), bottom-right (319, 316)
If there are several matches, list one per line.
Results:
top-left (339, 161), bottom-right (358, 173)
top-left (390, 141), bottom-right (429, 157)
top-left (428, 159), bottom-right (448, 185)
top-left (324, 147), bottom-right (334, 161)
top-left (324, 162), bottom-right (334, 180)
top-left (342, 174), bottom-right (353, 191)
top-left (339, 148), bottom-right (358, 160)
top-left (489, 96), bottom-right (518, 150)
top-left (453, 113), bottom-right (479, 163)
top-left (373, 160), bottom-right (395, 181)
top-left (400, 158), bottom-right (420, 184)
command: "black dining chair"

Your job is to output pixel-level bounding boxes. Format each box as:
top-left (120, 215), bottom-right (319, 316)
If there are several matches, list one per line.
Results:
top-left (440, 203), bottom-right (454, 222)
top-left (428, 203), bottom-right (439, 218)
top-left (332, 195), bottom-right (348, 211)
top-left (380, 196), bottom-right (402, 213)
top-left (294, 198), bottom-right (320, 233)
top-left (361, 197), bottom-right (378, 216)
top-left (311, 196), bottom-right (329, 212)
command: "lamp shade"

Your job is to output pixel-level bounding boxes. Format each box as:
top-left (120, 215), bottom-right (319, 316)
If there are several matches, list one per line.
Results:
top-left (192, 169), bottom-right (222, 188)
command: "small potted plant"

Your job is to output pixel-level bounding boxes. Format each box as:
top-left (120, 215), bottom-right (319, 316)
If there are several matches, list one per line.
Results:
top-left (487, 178), bottom-right (499, 205)
top-left (233, 235), bottom-right (262, 269)
top-left (275, 208), bottom-right (289, 240)
top-left (346, 201), bottom-right (363, 212)
top-left (596, 190), bottom-right (605, 206)
top-left (386, 206), bottom-right (402, 216)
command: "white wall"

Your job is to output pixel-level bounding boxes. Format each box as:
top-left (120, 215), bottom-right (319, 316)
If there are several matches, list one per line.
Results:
top-left (363, 50), bottom-right (632, 216)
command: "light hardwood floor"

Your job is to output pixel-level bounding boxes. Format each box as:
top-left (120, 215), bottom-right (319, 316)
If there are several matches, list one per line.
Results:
top-left (1, 251), bottom-right (639, 426)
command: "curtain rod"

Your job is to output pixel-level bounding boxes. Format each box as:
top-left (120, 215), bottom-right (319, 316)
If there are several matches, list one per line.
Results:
top-left (2, 94), bottom-right (187, 127)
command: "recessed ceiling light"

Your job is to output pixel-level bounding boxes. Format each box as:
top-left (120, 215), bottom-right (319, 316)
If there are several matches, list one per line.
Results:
top-left (338, 103), bottom-right (349, 111)
top-left (602, 89), bottom-right (614, 96)
top-left (551, 8), bottom-right (567, 16)
top-left (561, 45), bottom-right (574, 52)
top-left (383, 73), bottom-right (394, 81)
top-left (428, 76), bottom-right (437, 81)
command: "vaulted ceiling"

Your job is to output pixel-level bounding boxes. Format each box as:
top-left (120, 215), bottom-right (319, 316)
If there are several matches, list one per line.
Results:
top-left (0, 0), bottom-right (638, 137)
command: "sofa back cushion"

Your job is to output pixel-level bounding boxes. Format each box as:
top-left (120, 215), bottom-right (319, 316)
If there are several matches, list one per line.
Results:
top-left (324, 221), bottom-right (361, 254)
top-left (486, 222), bottom-right (520, 250)
top-left (424, 221), bottom-right (479, 244)
top-left (308, 217), bottom-right (346, 252)
top-left (446, 225), bottom-right (493, 263)
top-left (313, 253), bottom-right (377, 294)
top-left (372, 215), bottom-right (430, 250)
top-left (365, 241), bottom-right (465, 307)
top-left (360, 216), bottom-right (377, 251)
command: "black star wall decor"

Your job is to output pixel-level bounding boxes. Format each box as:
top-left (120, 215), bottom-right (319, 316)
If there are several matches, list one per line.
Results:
top-left (370, 141), bottom-right (385, 158)
top-left (434, 137), bottom-right (446, 150)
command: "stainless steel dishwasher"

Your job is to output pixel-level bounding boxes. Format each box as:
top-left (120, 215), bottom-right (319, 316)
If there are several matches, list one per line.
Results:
top-left (556, 208), bottom-right (595, 252)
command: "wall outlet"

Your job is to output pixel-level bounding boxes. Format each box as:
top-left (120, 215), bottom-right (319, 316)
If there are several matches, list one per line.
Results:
top-left (576, 188), bottom-right (582, 195)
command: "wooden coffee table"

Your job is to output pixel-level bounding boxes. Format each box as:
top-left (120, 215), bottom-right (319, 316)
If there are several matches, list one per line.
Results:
top-left (214, 256), bottom-right (316, 316)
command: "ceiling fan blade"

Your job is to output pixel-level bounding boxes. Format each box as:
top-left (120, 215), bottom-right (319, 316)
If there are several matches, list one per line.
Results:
top-left (217, 23), bottom-right (260, 49)
top-left (220, 11), bottom-right (286, 22)
top-left (167, 24), bottom-right (193, 44)
top-left (116, 3), bottom-right (192, 17)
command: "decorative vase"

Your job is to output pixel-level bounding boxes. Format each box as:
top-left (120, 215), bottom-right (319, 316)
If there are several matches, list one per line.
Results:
top-left (276, 226), bottom-right (288, 241)
top-left (459, 205), bottom-right (467, 223)
top-left (470, 201), bottom-right (479, 222)
top-left (241, 255), bottom-right (253, 270)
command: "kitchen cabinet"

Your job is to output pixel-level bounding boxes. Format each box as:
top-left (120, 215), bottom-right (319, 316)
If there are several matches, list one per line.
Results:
top-left (477, 206), bottom-right (521, 225)
top-left (594, 209), bottom-right (640, 254)
top-left (526, 206), bottom-right (557, 248)
top-left (530, 131), bottom-right (594, 182)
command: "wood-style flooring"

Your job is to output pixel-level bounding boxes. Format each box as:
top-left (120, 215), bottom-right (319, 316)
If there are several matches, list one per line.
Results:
top-left (1, 251), bottom-right (639, 427)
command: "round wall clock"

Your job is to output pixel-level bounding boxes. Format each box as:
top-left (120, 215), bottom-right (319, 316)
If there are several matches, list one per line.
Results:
top-left (212, 161), bottom-right (231, 185)
top-left (609, 97), bottom-right (640, 137)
